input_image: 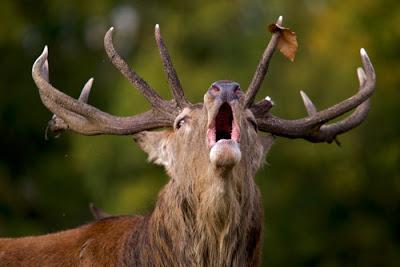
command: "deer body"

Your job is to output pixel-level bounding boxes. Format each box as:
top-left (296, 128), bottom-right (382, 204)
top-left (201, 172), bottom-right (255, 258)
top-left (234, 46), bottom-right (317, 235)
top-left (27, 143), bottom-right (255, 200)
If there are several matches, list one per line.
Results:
top-left (0, 16), bottom-right (375, 266)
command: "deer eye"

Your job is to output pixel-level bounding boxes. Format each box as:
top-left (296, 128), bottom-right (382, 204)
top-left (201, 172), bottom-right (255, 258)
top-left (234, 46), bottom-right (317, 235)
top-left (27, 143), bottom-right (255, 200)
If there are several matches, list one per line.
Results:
top-left (248, 118), bottom-right (258, 132)
top-left (175, 117), bottom-right (186, 130)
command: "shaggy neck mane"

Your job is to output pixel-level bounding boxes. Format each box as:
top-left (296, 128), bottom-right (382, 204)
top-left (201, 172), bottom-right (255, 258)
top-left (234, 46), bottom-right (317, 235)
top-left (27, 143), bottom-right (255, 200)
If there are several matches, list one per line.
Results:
top-left (136, 169), bottom-right (262, 266)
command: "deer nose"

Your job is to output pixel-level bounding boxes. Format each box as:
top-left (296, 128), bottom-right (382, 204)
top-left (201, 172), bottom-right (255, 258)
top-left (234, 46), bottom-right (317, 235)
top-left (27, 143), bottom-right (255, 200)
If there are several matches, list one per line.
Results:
top-left (208, 80), bottom-right (242, 102)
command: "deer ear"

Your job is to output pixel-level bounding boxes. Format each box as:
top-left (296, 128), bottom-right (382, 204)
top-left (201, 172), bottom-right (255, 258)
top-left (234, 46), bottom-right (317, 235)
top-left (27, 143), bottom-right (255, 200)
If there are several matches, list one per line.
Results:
top-left (133, 131), bottom-right (172, 167)
top-left (258, 134), bottom-right (275, 158)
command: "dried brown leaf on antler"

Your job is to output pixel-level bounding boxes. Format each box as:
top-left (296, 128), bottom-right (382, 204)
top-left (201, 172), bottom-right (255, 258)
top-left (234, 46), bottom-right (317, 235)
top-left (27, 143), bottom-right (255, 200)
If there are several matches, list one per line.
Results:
top-left (268, 23), bottom-right (298, 61)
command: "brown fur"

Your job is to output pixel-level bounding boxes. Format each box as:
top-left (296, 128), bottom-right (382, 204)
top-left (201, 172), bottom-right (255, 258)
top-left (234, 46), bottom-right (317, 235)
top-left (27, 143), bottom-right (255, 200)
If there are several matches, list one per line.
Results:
top-left (0, 94), bottom-right (273, 266)
top-left (0, 216), bottom-right (141, 266)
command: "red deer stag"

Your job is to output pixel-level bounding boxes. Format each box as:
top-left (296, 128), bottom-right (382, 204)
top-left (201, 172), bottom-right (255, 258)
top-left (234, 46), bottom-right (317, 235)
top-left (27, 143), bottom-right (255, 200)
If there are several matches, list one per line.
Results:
top-left (0, 16), bottom-right (375, 266)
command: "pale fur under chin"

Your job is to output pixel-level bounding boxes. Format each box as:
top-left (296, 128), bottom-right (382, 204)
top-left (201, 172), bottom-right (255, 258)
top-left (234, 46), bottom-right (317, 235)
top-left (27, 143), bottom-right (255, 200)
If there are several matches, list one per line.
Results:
top-left (209, 140), bottom-right (241, 168)
top-left (195, 175), bottom-right (242, 266)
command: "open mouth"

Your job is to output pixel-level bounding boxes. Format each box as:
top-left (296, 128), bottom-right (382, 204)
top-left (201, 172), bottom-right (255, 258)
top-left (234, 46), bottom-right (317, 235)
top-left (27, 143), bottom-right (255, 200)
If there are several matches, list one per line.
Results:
top-left (207, 103), bottom-right (240, 147)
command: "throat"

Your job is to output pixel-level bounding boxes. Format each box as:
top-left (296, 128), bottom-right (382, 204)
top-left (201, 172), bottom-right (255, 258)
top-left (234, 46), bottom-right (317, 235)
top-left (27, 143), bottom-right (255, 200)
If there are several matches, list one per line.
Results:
top-left (149, 173), bottom-right (260, 266)
top-left (199, 177), bottom-right (237, 230)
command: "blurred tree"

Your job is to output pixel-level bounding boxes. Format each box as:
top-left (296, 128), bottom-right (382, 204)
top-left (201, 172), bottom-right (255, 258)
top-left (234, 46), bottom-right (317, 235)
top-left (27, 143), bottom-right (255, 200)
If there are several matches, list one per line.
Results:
top-left (0, 0), bottom-right (399, 266)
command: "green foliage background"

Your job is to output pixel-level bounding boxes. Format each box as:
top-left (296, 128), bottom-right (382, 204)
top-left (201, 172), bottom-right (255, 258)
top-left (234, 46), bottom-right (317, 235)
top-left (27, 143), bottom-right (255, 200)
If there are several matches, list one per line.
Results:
top-left (0, 0), bottom-right (399, 266)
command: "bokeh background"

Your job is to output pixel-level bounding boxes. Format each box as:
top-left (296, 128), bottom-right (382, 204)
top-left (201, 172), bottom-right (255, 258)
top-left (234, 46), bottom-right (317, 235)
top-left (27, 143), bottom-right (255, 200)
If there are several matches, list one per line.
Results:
top-left (0, 0), bottom-right (399, 266)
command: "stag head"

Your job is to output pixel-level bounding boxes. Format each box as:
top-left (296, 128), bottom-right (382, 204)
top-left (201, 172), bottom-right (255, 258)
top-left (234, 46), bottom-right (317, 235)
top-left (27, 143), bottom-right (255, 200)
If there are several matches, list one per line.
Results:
top-left (134, 79), bottom-right (272, 183)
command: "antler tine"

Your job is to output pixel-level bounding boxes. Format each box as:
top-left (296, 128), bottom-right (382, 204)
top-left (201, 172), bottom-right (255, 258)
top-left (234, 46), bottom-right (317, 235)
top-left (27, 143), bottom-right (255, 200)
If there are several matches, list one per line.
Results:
top-left (244, 16), bottom-right (283, 108)
top-left (40, 57), bottom-right (68, 139)
top-left (46, 78), bottom-right (94, 137)
top-left (45, 78), bottom-right (93, 139)
top-left (250, 96), bottom-right (275, 117)
top-left (32, 46), bottom-right (173, 136)
top-left (104, 27), bottom-right (175, 115)
top-left (78, 78), bottom-right (94, 103)
top-left (154, 24), bottom-right (190, 108)
top-left (300, 90), bottom-right (317, 116)
top-left (257, 48), bottom-right (376, 143)
top-left (41, 58), bottom-right (49, 81)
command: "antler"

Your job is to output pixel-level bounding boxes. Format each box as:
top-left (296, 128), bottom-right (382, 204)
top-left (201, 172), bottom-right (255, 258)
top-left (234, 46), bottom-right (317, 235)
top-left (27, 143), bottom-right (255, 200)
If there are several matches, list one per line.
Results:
top-left (32, 25), bottom-right (189, 136)
top-left (154, 24), bottom-right (189, 108)
top-left (255, 48), bottom-right (376, 143)
top-left (244, 16), bottom-right (376, 143)
top-left (245, 16), bottom-right (283, 108)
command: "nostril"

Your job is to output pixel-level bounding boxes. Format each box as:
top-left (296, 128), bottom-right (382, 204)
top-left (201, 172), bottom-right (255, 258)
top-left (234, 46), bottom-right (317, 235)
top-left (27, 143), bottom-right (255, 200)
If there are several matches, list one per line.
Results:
top-left (234, 86), bottom-right (241, 94)
top-left (212, 86), bottom-right (220, 93)
top-left (209, 81), bottom-right (241, 101)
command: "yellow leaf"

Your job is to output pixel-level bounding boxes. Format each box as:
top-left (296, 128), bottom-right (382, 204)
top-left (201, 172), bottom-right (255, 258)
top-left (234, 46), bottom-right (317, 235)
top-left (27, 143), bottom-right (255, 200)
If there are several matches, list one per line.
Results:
top-left (268, 24), bottom-right (298, 62)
